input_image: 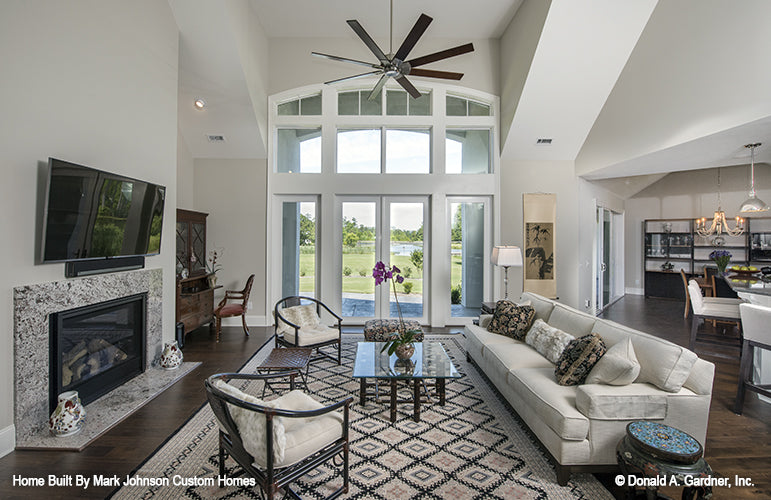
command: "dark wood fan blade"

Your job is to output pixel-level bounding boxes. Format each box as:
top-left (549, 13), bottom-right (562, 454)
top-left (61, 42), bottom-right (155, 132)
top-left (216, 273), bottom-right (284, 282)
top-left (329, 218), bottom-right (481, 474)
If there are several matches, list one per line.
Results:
top-left (347, 19), bottom-right (389, 65)
top-left (407, 43), bottom-right (474, 68)
top-left (325, 71), bottom-right (382, 85)
top-left (367, 74), bottom-right (389, 101)
top-left (395, 75), bottom-right (421, 99)
top-left (312, 52), bottom-right (380, 69)
top-left (394, 14), bottom-right (432, 62)
top-left (408, 68), bottom-right (464, 80)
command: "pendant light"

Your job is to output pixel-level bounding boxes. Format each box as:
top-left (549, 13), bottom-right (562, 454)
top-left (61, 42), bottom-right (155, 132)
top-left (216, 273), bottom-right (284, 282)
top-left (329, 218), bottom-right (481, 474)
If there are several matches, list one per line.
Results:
top-left (739, 142), bottom-right (769, 214)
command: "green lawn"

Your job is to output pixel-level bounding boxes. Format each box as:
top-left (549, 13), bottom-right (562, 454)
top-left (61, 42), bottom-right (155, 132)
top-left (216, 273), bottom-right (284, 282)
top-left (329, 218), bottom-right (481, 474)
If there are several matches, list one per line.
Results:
top-left (298, 249), bottom-right (463, 294)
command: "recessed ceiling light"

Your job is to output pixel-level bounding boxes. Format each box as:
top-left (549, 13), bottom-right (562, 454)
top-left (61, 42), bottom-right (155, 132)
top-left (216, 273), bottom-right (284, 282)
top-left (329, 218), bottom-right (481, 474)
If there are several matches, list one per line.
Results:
top-left (194, 99), bottom-right (206, 110)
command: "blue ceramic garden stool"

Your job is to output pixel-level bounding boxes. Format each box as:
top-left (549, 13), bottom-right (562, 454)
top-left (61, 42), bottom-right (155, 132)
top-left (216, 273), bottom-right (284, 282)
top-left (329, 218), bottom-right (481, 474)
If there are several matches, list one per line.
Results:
top-left (363, 319), bottom-right (424, 342)
top-left (616, 421), bottom-right (713, 500)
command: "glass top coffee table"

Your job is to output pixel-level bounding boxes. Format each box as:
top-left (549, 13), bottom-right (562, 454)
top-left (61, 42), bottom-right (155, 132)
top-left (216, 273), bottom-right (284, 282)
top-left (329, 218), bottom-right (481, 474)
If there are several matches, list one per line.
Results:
top-left (352, 342), bottom-right (462, 422)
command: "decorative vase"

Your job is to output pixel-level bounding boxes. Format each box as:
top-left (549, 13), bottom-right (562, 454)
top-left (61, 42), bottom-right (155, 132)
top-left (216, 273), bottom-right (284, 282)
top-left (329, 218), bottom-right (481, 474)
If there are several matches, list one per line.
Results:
top-left (208, 274), bottom-right (218, 288)
top-left (160, 340), bottom-right (183, 370)
top-left (394, 343), bottom-right (415, 361)
top-left (49, 391), bottom-right (86, 437)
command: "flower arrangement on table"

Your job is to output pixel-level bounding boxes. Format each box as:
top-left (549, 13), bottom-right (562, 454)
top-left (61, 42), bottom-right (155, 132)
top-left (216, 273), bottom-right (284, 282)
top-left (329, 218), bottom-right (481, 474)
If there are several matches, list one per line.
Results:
top-left (372, 261), bottom-right (420, 359)
top-left (709, 249), bottom-right (731, 274)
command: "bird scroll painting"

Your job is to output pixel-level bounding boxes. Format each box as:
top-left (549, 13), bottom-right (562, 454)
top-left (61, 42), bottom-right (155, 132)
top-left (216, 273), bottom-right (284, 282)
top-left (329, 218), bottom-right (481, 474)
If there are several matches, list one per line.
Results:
top-left (523, 194), bottom-right (556, 298)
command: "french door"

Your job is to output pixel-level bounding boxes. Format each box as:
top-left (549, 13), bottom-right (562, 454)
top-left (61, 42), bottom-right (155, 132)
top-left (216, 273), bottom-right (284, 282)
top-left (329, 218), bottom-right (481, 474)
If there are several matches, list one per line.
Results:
top-left (595, 206), bottom-right (623, 313)
top-left (339, 196), bottom-right (429, 324)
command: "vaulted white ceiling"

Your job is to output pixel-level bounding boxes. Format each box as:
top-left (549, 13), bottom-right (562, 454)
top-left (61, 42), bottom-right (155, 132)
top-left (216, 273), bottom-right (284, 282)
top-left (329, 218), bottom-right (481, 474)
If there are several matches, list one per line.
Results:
top-left (170, 0), bottom-right (771, 185)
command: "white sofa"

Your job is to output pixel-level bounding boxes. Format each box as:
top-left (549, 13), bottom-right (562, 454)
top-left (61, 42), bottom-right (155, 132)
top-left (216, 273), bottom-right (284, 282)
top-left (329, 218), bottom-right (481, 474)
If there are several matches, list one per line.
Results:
top-left (464, 292), bottom-right (715, 485)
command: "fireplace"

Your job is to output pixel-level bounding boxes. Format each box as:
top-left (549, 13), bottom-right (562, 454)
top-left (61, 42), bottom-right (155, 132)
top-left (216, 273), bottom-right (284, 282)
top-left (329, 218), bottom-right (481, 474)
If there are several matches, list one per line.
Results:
top-left (49, 293), bottom-right (147, 413)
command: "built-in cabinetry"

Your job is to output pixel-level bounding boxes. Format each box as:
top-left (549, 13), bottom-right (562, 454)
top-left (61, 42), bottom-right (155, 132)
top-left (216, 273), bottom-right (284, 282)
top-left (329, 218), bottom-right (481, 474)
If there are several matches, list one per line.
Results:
top-left (643, 218), bottom-right (771, 299)
top-left (176, 209), bottom-right (214, 335)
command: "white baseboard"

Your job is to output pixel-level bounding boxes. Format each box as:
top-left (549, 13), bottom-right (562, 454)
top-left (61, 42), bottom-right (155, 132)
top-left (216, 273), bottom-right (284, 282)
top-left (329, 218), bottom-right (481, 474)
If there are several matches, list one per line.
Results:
top-left (625, 287), bottom-right (644, 296)
top-left (221, 315), bottom-right (268, 327)
top-left (0, 424), bottom-right (15, 458)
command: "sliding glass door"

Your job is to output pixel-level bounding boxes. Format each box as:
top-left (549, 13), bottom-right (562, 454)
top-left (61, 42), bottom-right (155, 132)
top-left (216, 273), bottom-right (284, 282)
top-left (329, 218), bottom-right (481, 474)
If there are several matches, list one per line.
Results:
top-left (340, 197), bottom-right (428, 323)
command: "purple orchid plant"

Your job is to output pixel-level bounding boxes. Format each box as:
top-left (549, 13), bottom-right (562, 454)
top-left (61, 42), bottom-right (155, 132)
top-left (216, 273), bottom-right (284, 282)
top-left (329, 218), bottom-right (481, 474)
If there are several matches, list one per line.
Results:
top-left (372, 261), bottom-right (419, 354)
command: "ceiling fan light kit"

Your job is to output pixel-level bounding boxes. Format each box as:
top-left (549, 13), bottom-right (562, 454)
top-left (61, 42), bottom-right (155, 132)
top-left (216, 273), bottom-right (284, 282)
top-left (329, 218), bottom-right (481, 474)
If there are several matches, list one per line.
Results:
top-left (312, 0), bottom-right (474, 100)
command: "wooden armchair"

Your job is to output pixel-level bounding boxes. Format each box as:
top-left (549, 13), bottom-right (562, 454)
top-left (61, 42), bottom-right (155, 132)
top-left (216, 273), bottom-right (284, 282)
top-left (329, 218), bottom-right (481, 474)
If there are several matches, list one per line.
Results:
top-left (274, 296), bottom-right (342, 365)
top-left (213, 274), bottom-right (255, 342)
top-left (205, 372), bottom-right (351, 500)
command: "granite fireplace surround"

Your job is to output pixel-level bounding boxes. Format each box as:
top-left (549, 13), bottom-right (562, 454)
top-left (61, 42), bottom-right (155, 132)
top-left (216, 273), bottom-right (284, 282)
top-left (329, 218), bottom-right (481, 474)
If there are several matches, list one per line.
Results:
top-left (12, 268), bottom-right (179, 449)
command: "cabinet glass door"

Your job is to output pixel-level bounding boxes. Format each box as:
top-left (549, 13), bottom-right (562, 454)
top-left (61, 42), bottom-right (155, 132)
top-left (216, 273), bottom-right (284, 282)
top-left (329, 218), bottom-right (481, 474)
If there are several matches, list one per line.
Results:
top-left (191, 222), bottom-right (206, 275)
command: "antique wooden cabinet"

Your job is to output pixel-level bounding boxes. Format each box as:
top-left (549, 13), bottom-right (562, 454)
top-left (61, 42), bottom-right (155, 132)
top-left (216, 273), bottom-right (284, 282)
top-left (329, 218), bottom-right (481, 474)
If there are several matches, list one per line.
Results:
top-left (176, 209), bottom-right (213, 334)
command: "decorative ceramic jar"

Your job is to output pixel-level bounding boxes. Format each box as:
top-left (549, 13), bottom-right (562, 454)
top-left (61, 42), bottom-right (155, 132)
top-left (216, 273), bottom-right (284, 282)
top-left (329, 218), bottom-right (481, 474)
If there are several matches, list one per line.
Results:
top-left (160, 340), bottom-right (183, 370)
top-left (49, 391), bottom-right (86, 437)
top-left (394, 343), bottom-right (415, 361)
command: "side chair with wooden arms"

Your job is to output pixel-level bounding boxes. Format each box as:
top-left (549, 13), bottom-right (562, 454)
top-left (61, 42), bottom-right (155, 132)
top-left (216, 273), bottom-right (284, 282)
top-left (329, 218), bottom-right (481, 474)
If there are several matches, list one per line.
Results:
top-left (679, 269), bottom-right (692, 318)
top-left (205, 372), bottom-right (352, 500)
top-left (213, 274), bottom-right (255, 342)
top-left (733, 303), bottom-right (771, 414)
top-left (687, 280), bottom-right (743, 352)
top-left (274, 296), bottom-right (342, 365)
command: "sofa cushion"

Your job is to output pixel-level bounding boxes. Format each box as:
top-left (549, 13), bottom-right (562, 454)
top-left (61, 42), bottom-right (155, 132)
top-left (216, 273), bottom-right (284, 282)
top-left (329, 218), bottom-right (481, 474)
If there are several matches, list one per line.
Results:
top-left (525, 319), bottom-right (575, 364)
top-left (585, 337), bottom-right (640, 385)
top-left (484, 342), bottom-right (554, 371)
top-left (555, 333), bottom-right (607, 386)
top-left (488, 300), bottom-right (536, 340)
top-left (575, 383), bottom-right (668, 420)
top-left (592, 320), bottom-right (697, 392)
top-left (520, 292), bottom-right (556, 321)
top-left (283, 324), bottom-right (339, 346)
top-left (547, 304), bottom-right (597, 337)
top-left (507, 367), bottom-right (589, 441)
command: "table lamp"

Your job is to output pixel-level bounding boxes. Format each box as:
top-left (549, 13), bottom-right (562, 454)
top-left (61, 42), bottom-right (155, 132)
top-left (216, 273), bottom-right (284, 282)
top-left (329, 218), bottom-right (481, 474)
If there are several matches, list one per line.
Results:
top-left (491, 246), bottom-right (523, 299)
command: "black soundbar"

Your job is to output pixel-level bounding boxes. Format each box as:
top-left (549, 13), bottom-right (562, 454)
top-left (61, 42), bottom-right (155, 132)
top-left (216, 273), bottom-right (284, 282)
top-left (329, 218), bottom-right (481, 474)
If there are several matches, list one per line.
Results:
top-left (65, 256), bottom-right (145, 278)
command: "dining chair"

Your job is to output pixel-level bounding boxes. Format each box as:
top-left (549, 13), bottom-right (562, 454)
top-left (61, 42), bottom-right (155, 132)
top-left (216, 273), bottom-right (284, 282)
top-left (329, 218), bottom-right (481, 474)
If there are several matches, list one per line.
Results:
top-left (733, 303), bottom-right (771, 414)
top-left (687, 280), bottom-right (743, 351)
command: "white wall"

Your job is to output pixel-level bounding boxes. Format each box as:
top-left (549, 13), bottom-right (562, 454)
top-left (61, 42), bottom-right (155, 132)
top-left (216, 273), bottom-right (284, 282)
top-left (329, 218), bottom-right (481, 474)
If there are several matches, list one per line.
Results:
top-left (177, 130), bottom-right (195, 208)
top-left (193, 159), bottom-right (268, 321)
top-left (0, 0), bottom-right (179, 450)
top-left (268, 37), bottom-right (500, 97)
top-left (625, 164), bottom-right (771, 289)
top-left (498, 159), bottom-right (581, 307)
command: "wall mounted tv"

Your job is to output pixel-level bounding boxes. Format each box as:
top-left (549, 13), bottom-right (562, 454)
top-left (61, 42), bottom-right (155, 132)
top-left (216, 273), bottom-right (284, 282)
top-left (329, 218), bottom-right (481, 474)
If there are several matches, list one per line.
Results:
top-left (40, 158), bottom-right (166, 263)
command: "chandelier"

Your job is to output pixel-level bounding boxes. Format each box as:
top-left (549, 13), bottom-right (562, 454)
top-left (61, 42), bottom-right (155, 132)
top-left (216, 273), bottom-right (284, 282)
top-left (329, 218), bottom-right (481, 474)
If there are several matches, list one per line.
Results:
top-left (739, 142), bottom-right (769, 213)
top-left (695, 168), bottom-right (744, 237)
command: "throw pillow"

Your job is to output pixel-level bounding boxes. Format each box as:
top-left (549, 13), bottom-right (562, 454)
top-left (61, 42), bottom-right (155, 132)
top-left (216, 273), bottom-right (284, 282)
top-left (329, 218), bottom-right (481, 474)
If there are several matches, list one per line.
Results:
top-left (555, 333), bottom-right (607, 386)
top-left (277, 304), bottom-right (320, 334)
top-left (525, 319), bottom-right (575, 364)
top-left (585, 337), bottom-right (640, 385)
top-left (487, 300), bottom-right (536, 340)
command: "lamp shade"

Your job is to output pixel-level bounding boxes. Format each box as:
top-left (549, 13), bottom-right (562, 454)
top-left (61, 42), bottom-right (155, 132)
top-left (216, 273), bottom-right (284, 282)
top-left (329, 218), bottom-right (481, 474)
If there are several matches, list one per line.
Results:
top-left (491, 246), bottom-right (522, 267)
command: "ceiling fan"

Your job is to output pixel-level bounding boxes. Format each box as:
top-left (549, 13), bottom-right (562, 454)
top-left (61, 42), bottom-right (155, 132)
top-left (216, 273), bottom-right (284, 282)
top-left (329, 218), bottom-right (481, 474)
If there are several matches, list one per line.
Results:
top-left (311, 0), bottom-right (474, 100)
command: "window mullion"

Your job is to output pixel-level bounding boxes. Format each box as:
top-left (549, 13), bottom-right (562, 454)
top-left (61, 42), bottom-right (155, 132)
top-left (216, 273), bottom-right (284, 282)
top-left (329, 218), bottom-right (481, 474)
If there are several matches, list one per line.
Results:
top-left (381, 126), bottom-right (387, 174)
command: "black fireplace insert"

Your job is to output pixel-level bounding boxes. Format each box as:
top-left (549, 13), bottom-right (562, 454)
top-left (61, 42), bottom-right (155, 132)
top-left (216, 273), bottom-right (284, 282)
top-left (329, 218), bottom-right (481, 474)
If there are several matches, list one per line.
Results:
top-left (49, 293), bottom-right (147, 413)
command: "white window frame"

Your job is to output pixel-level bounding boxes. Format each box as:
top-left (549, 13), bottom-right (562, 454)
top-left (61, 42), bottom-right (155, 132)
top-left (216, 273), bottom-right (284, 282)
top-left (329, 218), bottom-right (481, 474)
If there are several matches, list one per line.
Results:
top-left (267, 82), bottom-right (500, 326)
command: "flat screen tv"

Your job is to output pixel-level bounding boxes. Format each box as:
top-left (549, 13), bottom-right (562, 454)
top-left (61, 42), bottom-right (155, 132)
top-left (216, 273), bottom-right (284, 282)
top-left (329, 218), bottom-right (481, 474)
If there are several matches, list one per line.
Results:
top-left (41, 158), bottom-right (166, 263)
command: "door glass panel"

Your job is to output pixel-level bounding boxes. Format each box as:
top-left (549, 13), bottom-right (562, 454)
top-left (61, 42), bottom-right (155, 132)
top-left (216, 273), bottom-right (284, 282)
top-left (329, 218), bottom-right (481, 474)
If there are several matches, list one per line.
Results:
top-left (337, 129), bottom-right (381, 173)
top-left (450, 202), bottom-right (484, 317)
top-left (281, 202), bottom-right (316, 298)
top-left (386, 129), bottom-right (430, 173)
top-left (341, 202), bottom-right (376, 317)
top-left (389, 202), bottom-right (424, 318)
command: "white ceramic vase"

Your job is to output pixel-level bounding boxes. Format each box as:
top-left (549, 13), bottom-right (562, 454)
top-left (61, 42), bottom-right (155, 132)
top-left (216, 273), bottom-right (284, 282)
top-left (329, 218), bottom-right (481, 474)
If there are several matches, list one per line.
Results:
top-left (160, 340), bottom-right (183, 370)
top-left (49, 391), bottom-right (86, 437)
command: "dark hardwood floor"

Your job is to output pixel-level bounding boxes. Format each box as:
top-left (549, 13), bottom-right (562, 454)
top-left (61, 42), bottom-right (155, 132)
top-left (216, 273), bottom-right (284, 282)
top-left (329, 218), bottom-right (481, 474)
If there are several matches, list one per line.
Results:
top-left (0, 296), bottom-right (769, 499)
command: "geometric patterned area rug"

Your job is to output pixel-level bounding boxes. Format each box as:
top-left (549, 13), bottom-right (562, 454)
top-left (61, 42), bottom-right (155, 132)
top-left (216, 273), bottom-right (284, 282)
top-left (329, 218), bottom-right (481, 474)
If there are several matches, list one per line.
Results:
top-left (111, 335), bottom-right (612, 500)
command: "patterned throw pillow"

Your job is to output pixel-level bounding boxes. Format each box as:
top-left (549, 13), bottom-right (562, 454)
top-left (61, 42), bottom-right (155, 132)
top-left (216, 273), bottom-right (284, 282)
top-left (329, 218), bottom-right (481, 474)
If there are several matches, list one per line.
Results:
top-left (554, 333), bottom-right (607, 386)
top-left (487, 300), bottom-right (536, 340)
top-left (525, 319), bottom-right (575, 364)
top-left (277, 305), bottom-right (320, 334)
